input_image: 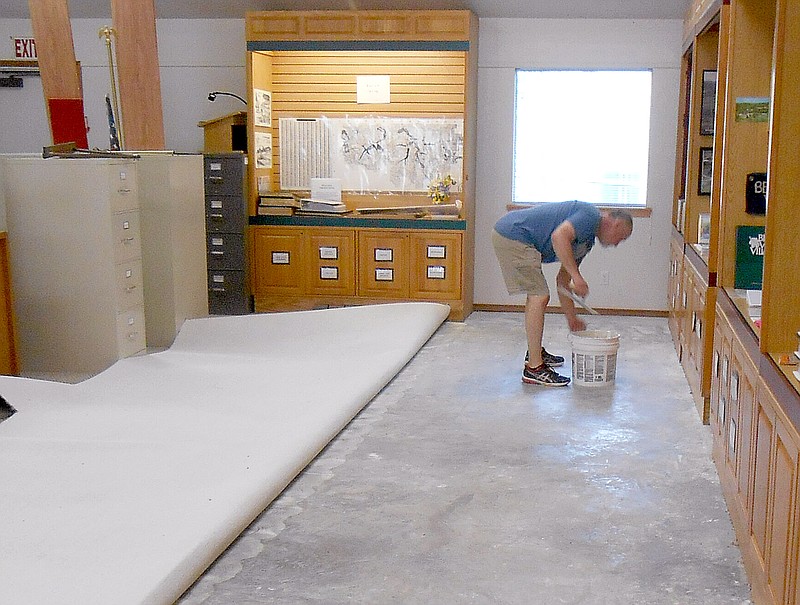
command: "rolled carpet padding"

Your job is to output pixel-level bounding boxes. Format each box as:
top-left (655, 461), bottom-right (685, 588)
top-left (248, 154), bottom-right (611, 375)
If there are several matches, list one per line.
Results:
top-left (0, 302), bottom-right (449, 605)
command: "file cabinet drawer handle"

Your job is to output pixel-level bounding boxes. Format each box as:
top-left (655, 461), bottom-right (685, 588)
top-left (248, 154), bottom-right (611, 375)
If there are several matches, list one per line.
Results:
top-left (209, 176), bottom-right (224, 184)
top-left (209, 213), bottom-right (224, 220)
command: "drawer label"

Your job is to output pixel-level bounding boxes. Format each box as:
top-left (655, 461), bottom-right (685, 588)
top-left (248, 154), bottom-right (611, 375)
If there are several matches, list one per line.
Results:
top-left (320, 266), bottom-right (339, 280)
top-left (210, 162), bottom-right (222, 171)
top-left (272, 251), bottom-right (290, 265)
top-left (210, 200), bottom-right (223, 209)
top-left (374, 248), bottom-right (393, 262)
top-left (427, 245), bottom-right (446, 259)
top-left (319, 246), bottom-right (339, 260)
top-left (212, 237), bottom-right (224, 246)
top-left (212, 274), bottom-right (225, 283)
top-left (375, 268), bottom-right (394, 281)
top-left (427, 265), bottom-right (446, 280)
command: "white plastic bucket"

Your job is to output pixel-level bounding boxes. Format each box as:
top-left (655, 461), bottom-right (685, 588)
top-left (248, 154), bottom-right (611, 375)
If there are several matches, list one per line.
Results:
top-left (569, 330), bottom-right (620, 387)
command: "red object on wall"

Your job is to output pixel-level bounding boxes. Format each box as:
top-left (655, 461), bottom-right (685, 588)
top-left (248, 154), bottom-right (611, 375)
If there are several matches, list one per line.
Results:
top-left (47, 98), bottom-right (89, 148)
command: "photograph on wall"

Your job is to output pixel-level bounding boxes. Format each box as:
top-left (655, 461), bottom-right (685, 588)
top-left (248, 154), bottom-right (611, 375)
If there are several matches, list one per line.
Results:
top-left (253, 89), bottom-right (272, 127)
top-left (700, 70), bottom-right (717, 135)
top-left (698, 146), bottom-right (713, 195)
top-left (735, 97), bottom-right (770, 122)
top-left (255, 131), bottom-right (272, 168)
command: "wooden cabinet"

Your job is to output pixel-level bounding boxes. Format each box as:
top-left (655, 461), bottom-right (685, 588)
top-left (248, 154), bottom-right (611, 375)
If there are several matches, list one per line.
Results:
top-left (678, 1), bottom-right (800, 599)
top-left (252, 222), bottom-right (466, 319)
top-left (245, 10), bottom-right (476, 319)
top-left (409, 231), bottom-right (462, 300)
top-left (667, 230), bottom-right (684, 351)
top-left (357, 230), bottom-right (410, 299)
top-left (306, 229), bottom-right (356, 296)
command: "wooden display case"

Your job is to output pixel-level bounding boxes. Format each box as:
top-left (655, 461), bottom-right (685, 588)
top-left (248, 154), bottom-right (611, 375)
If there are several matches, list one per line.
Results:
top-left (244, 10), bottom-right (477, 320)
top-left (678, 0), bottom-right (800, 602)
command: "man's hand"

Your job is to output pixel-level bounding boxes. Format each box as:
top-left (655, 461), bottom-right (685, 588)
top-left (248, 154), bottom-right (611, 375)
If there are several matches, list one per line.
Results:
top-left (568, 315), bottom-right (587, 332)
top-left (571, 276), bottom-right (589, 298)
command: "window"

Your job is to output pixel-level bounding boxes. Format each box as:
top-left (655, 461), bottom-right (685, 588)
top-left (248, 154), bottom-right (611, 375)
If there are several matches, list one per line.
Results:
top-left (513, 70), bottom-right (652, 206)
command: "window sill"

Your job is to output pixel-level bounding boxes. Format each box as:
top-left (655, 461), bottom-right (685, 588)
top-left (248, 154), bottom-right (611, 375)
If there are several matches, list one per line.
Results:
top-left (506, 203), bottom-right (652, 218)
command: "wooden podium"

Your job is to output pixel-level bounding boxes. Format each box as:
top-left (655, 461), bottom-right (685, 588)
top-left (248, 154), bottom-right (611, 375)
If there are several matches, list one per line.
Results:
top-left (198, 111), bottom-right (247, 153)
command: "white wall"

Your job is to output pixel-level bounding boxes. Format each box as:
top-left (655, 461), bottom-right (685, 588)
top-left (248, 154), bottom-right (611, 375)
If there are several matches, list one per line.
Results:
top-left (0, 19), bottom-right (246, 154)
top-left (1, 16), bottom-right (682, 311)
top-left (475, 18), bottom-right (682, 311)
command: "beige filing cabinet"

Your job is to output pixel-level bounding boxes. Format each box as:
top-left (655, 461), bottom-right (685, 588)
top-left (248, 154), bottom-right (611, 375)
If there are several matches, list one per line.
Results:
top-left (137, 154), bottom-right (208, 348)
top-left (1, 156), bottom-right (146, 381)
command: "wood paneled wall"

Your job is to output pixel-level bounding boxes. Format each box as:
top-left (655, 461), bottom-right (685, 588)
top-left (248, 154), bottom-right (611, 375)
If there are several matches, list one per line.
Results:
top-left (251, 49), bottom-right (466, 204)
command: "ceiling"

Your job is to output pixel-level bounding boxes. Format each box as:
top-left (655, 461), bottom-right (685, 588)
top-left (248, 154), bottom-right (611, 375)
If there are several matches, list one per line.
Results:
top-left (1, 0), bottom-right (691, 21)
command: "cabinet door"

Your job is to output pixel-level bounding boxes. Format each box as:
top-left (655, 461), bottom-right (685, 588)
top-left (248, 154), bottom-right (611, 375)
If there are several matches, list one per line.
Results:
top-left (755, 384), bottom-right (800, 605)
top-left (253, 227), bottom-right (305, 295)
top-left (409, 231), bottom-right (462, 300)
top-left (357, 231), bottom-right (409, 298)
top-left (305, 228), bottom-right (356, 296)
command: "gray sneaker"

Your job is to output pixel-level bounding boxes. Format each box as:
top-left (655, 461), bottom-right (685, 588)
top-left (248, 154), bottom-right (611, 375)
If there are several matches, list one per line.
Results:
top-left (525, 347), bottom-right (565, 368)
top-left (522, 363), bottom-right (570, 387)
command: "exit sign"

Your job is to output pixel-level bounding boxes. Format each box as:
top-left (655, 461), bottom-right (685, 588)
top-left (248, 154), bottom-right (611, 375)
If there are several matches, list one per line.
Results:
top-left (13, 37), bottom-right (37, 59)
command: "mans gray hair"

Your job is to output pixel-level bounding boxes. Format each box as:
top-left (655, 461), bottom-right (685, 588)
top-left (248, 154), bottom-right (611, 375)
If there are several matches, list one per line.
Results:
top-left (609, 209), bottom-right (633, 231)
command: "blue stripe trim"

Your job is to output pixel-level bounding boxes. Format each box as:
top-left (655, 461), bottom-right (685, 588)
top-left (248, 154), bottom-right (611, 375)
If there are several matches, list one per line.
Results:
top-left (247, 40), bottom-right (469, 52)
top-left (250, 215), bottom-right (467, 230)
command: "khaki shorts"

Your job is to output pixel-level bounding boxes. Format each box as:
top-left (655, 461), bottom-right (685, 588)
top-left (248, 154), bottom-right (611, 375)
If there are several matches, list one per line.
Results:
top-left (492, 229), bottom-right (549, 296)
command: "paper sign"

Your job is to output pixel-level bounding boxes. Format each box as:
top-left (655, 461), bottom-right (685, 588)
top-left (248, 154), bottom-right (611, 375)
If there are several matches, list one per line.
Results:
top-left (311, 178), bottom-right (342, 203)
top-left (357, 75), bottom-right (391, 104)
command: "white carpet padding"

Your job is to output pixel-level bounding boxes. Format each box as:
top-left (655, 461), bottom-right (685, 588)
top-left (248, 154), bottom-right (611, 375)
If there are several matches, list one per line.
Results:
top-left (0, 302), bottom-right (449, 605)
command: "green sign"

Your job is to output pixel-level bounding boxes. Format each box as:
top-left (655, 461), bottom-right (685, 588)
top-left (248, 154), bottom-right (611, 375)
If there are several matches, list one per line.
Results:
top-left (735, 225), bottom-right (765, 289)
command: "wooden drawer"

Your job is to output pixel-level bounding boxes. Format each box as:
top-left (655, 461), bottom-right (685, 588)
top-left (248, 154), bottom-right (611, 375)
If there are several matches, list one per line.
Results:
top-left (305, 228), bottom-right (356, 297)
top-left (357, 230), bottom-right (409, 298)
top-left (253, 227), bottom-right (305, 295)
top-left (409, 231), bottom-right (462, 299)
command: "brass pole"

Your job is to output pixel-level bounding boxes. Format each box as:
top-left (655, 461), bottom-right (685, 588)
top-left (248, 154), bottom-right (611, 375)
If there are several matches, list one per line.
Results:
top-left (98, 26), bottom-right (124, 149)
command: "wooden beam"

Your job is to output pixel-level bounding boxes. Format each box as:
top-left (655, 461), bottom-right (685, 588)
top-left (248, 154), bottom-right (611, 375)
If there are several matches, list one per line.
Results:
top-left (111, 0), bottom-right (165, 150)
top-left (27, 0), bottom-right (88, 147)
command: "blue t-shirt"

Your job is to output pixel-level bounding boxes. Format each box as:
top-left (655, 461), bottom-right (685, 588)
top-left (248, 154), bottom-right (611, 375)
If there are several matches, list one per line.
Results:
top-left (494, 200), bottom-right (601, 264)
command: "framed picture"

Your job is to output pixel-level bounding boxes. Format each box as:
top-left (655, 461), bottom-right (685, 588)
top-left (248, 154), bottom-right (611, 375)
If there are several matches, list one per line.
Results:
top-left (698, 146), bottom-right (713, 195)
top-left (700, 70), bottom-right (717, 135)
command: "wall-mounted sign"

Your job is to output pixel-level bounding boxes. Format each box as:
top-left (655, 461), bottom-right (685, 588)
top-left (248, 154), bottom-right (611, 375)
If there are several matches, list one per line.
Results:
top-left (745, 172), bottom-right (767, 215)
top-left (734, 225), bottom-right (765, 289)
top-left (356, 75), bottom-right (390, 104)
top-left (13, 37), bottom-right (37, 59)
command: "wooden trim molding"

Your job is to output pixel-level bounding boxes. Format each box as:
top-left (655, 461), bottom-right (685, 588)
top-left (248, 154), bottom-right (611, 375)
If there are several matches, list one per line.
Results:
top-left (505, 203), bottom-right (652, 219)
top-left (473, 304), bottom-right (668, 318)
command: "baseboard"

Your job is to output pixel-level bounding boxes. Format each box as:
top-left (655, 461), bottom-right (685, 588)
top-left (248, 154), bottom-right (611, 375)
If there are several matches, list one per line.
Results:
top-left (473, 304), bottom-right (668, 318)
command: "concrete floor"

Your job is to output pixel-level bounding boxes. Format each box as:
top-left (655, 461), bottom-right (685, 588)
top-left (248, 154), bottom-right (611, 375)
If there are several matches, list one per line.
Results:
top-left (177, 312), bottom-right (752, 605)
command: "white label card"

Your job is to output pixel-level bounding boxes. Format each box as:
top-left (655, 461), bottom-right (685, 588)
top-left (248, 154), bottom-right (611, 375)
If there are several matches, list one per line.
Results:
top-left (427, 265), bottom-right (446, 280)
top-left (319, 246), bottom-right (339, 260)
top-left (212, 238), bottom-right (224, 246)
top-left (320, 267), bottom-right (339, 280)
top-left (211, 200), bottom-right (223, 209)
top-left (210, 162), bottom-right (222, 171)
top-left (427, 245), bottom-right (447, 259)
top-left (374, 248), bottom-right (393, 262)
top-left (375, 268), bottom-right (394, 281)
top-left (272, 251), bottom-right (290, 265)
top-left (212, 275), bottom-right (225, 283)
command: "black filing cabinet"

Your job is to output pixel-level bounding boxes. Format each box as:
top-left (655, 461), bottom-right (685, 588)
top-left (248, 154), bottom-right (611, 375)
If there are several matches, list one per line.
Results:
top-left (204, 153), bottom-right (252, 314)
